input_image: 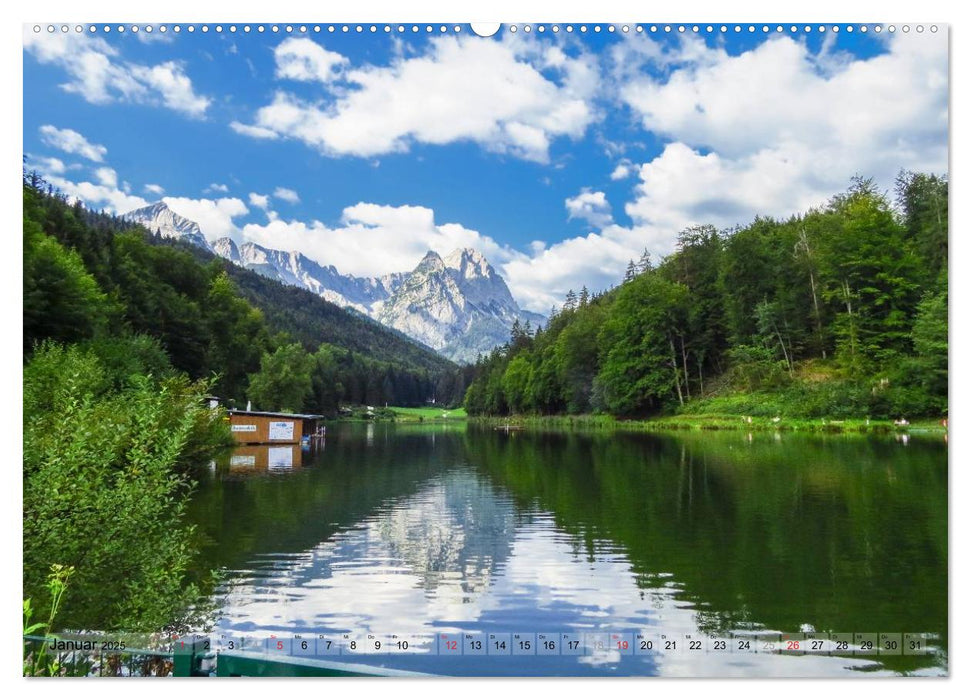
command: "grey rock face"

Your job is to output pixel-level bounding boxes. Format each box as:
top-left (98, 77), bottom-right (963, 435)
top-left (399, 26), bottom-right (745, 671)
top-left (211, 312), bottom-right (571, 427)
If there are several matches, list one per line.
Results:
top-left (129, 204), bottom-right (544, 362)
top-left (125, 201), bottom-right (212, 251)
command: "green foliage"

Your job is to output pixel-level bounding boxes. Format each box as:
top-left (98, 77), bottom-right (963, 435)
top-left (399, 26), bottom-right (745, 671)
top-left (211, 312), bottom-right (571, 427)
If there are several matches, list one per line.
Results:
top-left (81, 334), bottom-right (175, 391)
top-left (23, 211), bottom-right (110, 353)
top-left (502, 356), bottom-right (533, 413)
top-left (23, 180), bottom-right (461, 412)
top-left (247, 343), bottom-right (315, 412)
top-left (203, 272), bottom-right (271, 400)
top-left (215, 258), bottom-right (457, 377)
top-left (598, 274), bottom-right (688, 415)
top-left (21, 178), bottom-right (468, 636)
top-left (896, 170), bottom-right (948, 279)
top-left (388, 405), bottom-right (467, 420)
top-left (464, 175), bottom-right (948, 421)
top-left (820, 180), bottom-right (923, 368)
top-left (554, 303), bottom-right (606, 412)
top-left (908, 287), bottom-right (948, 413)
top-left (725, 345), bottom-right (790, 392)
top-left (23, 343), bottom-right (231, 631)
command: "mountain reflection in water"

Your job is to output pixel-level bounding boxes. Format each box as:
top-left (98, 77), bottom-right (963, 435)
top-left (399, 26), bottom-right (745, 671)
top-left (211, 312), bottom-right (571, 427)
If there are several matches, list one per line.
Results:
top-left (187, 423), bottom-right (947, 676)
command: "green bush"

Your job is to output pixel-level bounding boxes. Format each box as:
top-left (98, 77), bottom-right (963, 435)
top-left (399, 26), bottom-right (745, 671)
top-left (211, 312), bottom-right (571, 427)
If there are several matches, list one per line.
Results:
top-left (23, 343), bottom-right (230, 631)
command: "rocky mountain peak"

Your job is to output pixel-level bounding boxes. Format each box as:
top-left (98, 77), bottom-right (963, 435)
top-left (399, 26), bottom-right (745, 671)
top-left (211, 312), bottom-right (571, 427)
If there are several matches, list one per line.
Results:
top-left (212, 237), bottom-right (240, 263)
top-left (124, 201), bottom-right (211, 252)
top-left (444, 248), bottom-right (494, 280)
top-left (168, 205), bottom-right (544, 363)
top-left (417, 249), bottom-right (445, 267)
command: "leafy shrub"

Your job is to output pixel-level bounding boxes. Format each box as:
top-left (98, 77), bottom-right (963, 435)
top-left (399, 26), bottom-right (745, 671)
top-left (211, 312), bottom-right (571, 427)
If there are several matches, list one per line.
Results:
top-left (23, 342), bottom-right (230, 630)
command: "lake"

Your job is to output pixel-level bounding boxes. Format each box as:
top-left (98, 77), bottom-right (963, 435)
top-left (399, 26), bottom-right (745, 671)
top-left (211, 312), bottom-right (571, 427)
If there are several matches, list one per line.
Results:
top-left (186, 423), bottom-right (947, 676)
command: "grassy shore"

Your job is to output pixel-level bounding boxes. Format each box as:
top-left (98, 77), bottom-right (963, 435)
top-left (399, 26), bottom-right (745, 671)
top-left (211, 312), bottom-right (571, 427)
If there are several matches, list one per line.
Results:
top-left (389, 406), bottom-right (467, 422)
top-left (471, 413), bottom-right (946, 435)
top-left (337, 405), bottom-right (468, 422)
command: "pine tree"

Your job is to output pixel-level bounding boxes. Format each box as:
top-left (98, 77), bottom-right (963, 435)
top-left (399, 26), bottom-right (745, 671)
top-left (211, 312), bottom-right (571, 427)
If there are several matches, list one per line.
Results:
top-left (638, 248), bottom-right (653, 273)
top-left (564, 289), bottom-right (577, 311)
top-left (510, 318), bottom-right (524, 344)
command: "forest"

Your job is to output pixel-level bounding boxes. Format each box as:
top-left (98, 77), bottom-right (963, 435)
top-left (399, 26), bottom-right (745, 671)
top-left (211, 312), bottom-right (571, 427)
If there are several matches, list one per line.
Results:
top-left (464, 174), bottom-right (948, 421)
top-left (23, 175), bottom-right (468, 415)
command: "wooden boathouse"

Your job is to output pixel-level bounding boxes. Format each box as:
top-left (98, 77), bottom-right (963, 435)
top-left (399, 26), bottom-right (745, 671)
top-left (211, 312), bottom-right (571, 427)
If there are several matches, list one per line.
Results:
top-left (227, 410), bottom-right (324, 445)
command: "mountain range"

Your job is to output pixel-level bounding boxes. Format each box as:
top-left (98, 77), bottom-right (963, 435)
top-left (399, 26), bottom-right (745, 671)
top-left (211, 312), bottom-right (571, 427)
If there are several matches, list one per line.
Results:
top-left (126, 202), bottom-right (212, 252)
top-left (124, 201), bottom-right (544, 363)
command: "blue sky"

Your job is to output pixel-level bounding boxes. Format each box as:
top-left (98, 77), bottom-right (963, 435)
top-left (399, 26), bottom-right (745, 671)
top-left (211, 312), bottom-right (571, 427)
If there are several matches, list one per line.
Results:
top-left (23, 23), bottom-right (948, 312)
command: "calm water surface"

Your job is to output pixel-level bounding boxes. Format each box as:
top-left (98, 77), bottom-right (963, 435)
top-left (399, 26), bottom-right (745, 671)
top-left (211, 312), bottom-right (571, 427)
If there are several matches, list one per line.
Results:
top-left (187, 423), bottom-right (947, 676)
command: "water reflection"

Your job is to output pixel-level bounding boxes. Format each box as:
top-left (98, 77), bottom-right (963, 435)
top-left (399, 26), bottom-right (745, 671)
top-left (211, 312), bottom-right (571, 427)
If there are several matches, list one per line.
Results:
top-left (189, 424), bottom-right (947, 676)
top-left (224, 444), bottom-right (305, 472)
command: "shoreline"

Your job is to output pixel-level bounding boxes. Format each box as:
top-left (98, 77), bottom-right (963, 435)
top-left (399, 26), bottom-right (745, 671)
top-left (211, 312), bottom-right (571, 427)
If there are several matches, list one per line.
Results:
top-left (325, 407), bottom-right (947, 436)
top-left (467, 413), bottom-right (947, 436)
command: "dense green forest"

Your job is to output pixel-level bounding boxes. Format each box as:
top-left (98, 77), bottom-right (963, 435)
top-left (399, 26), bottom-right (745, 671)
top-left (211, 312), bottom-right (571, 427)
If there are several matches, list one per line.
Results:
top-left (23, 176), bottom-right (467, 414)
top-left (465, 174), bottom-right (948, 420)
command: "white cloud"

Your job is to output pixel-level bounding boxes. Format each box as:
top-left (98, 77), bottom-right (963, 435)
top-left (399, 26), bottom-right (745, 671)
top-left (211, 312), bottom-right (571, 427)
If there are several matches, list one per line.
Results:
top-left (29, 155), bottom-right (67, 174)
top-left (570, 30), bottom-right (952, 264)
top-left (565, 188), bottom-right (613, 229)
top-left (38, 125), bottom-right (107, 162)
top-left (273, 187), bottom-right (300, 204)
top-left (36, 164), bottom-right (247, 242)
top-left (240, 202), bottom-right (512, 280)
top-left (623, 142), bottom-right (835, 234)
top-left (205, 183), bottom-right (230, 194)
top-left (163, 197), bottom-right (249, 240)
top-left (25, 32), bottom-right (947, 319)
top-left (128, 61), bottom-right (211, 117)
top-left (93, 167), bottom-right (118, 188)
top-left (502, 33), bottom-right (949, 314)
top-left (229, 121), bottom-right (280, 140)
top-left (233, 34), bottom-right (599, 162)
top-left (620, 32), bottom-right (947, 184)
top-left (274, 37), bottom-right (347, 83)
top-left (609, 160), bottom-right (634, 180)
top-left (44, 174), bottom-right (149, 215)
top-left (501, 232), bottom-right (631, 312)
top-left (23, 30), bottom-right (210, 117)
top-left (237, 198), bottom-right (641, 314)
top-left (249, 192), bottom-right (270, 209)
